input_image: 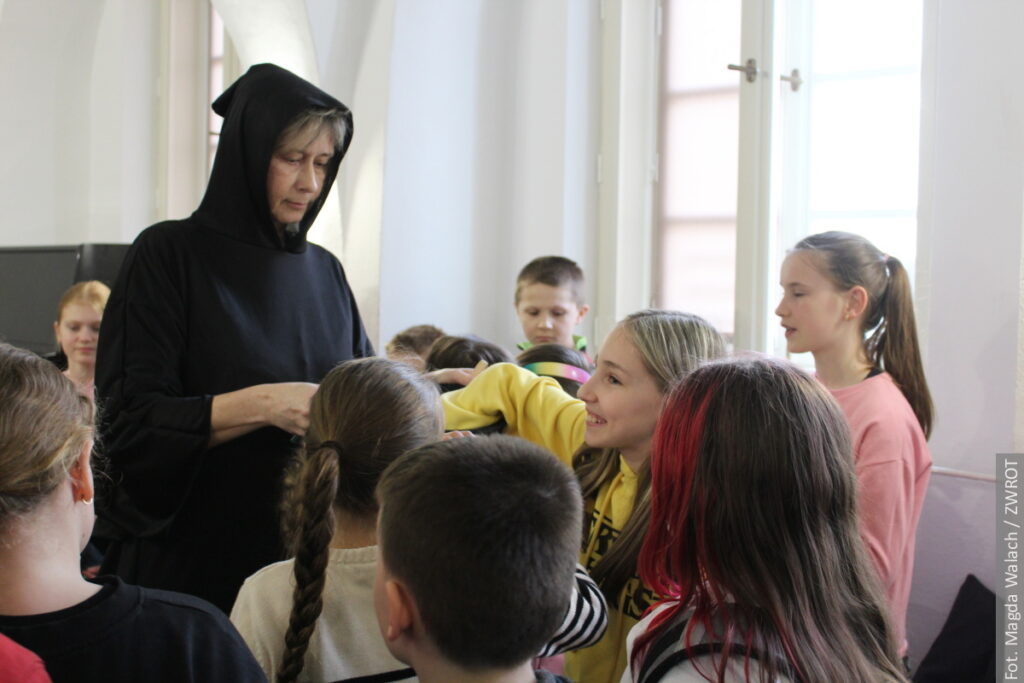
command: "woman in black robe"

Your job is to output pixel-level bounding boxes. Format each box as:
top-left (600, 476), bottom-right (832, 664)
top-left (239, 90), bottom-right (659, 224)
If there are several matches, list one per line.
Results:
top-left (96, 64), bottom-right (373, 612)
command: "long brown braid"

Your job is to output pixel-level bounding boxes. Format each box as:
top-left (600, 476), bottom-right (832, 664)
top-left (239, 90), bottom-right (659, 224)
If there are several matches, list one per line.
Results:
top-left (276, 357), bottom-right (442, 683)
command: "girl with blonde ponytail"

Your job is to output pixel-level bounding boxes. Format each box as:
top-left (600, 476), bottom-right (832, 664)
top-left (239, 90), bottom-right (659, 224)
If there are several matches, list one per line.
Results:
top-left (775, 230), bottom-right (933, 660)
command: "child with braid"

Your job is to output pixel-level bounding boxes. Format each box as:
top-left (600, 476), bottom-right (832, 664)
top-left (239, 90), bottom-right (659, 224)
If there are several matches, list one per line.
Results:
top-left (230, 357), bottom-right (607, 683)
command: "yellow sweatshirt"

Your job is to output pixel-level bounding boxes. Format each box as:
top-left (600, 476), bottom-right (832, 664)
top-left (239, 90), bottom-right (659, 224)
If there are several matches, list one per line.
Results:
top-left (442, 363), bottom-right (657, 683)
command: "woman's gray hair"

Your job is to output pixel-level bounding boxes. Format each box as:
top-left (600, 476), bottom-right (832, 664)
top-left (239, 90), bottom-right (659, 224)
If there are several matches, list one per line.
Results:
top-left (275, 108), bottom-right (349, 153)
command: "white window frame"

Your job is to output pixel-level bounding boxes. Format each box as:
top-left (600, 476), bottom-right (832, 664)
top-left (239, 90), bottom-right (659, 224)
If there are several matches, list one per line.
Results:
top-left (594, 0), bottom-right (662, 345)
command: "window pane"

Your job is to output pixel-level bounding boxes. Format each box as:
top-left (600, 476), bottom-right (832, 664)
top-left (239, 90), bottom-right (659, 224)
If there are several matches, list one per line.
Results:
top-left (659, 220), bottom-right (736, 335)
top-left (666, 0), bottom-right (742, 91)
top-left (808, 74), bottom-right (920, 213)
top-left (812, 1), bottom-right (924, 75)
top-left (662, 92), bottom-right (740, 218)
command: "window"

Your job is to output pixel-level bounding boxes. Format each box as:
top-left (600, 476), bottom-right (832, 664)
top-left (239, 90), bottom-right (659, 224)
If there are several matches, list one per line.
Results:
top-left (656, 0), bottom-right (742, 340)
top-left (655, 0), bottom-right (924, 354)
top-left (207, 4), bottom-right (239, 175)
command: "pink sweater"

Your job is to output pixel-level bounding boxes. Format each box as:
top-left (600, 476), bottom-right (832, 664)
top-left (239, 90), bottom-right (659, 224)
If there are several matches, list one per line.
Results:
top-left (830, 372), bottom-right (931, 656)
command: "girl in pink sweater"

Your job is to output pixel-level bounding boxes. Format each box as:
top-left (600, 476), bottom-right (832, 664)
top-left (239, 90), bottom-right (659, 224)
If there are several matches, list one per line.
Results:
top-left (775, 231), bottom-right (933, 659)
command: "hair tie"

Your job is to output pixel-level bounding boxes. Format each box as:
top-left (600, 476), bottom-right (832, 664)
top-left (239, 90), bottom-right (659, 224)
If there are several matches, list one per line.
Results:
top-left (308, 440), bottom-right (343, 457)
top-left (881, 253), bottom-right (895, 280)
top-left (522, 362), bottom-right (591, 384)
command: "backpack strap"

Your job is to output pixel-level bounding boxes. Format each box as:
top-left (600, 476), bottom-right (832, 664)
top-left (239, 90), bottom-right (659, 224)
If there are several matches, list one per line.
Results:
top-left (637, 617), bottom-right (760, 683)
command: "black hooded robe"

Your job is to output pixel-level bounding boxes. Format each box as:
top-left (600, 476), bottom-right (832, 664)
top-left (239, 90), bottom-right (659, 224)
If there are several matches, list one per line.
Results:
top-left (96, 64), bottom-right (373, 613)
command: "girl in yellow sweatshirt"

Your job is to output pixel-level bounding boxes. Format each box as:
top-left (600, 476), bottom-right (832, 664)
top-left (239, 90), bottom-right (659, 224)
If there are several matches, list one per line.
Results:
top-left (443, 310), bottom-right (725, 683)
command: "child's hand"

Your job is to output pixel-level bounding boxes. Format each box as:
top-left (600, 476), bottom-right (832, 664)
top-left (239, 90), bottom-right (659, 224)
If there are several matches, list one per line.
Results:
top-left (442, 430), bottom-right (475, 441)
top-left (425, 360), bottom-right (490, 387)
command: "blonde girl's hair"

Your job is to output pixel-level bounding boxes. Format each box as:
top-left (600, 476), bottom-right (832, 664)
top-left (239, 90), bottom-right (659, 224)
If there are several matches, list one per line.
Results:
top-left (573, 310), bottom-right (725, 602)
top-left (56, 280), bottom-right (111, 321)
top-left (276, 357), bottom-right (443, 683)
top-left (0, 343), bottom-right (94, 522)
top-left (794, 231), bottom-right (934, 438)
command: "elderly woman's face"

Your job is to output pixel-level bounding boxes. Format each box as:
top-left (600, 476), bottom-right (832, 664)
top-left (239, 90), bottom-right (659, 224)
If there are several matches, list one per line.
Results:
top-left (266, 127), bottom-right (335, 232)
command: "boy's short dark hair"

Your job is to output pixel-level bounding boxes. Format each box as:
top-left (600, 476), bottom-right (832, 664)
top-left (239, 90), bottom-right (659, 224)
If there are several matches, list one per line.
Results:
top-left (515, 256), bottom-right (585, 305)
top-left (377, 435), bottom-right (582, 670)
top-left (386, 324), bottom-right (446, 357)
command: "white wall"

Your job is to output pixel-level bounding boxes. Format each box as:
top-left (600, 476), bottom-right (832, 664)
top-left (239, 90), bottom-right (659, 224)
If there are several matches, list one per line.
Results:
top-left (0, 0), bottom-right (601, 354)
top-left (908, 0), bottom-right (1024, 664)
top-left (306, 0), bottom-right (396, 348)
top-left (304, 0), bottom-right (601, 351)
top-left (0, 0), bottom-right (159, 247)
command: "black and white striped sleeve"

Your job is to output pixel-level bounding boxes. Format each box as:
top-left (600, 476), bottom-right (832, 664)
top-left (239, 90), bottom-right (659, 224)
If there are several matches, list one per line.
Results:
top-left (537, 563), bottom-right (609, 657)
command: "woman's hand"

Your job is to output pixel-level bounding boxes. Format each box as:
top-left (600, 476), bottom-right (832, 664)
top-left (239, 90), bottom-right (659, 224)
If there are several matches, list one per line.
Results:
top-left (260, 382), bottom-right (318, 436)
top-left (209, 382), bottom-right (319, 447)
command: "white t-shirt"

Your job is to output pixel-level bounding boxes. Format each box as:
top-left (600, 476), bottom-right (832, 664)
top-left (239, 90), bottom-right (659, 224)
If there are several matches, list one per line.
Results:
top-left (230, 546), bottom-right (414, 683)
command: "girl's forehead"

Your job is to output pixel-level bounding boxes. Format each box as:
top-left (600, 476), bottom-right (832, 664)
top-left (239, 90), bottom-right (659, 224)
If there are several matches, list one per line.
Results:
top-left (60, 301), bottom-right (103, 321)
top-left (781, 251), bottom-right (829, 284)
top-left (597, 326), bottom-right (640, 368)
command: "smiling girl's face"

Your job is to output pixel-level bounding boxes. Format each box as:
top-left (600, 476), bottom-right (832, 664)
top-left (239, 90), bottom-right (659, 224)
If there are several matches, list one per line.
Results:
top-left (577, 324), bottom-right (664, 469)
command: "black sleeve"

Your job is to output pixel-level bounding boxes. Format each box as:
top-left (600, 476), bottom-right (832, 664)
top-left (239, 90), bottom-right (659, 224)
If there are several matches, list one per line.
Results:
top-left (96, 227), bottom-right (212, 535)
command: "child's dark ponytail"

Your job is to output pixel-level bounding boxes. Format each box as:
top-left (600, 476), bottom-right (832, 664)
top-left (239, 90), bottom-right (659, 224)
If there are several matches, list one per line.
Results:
top-left (277, 443), bottom-right (340, 683)
top-left (795, 232), bottom-right (934, 437)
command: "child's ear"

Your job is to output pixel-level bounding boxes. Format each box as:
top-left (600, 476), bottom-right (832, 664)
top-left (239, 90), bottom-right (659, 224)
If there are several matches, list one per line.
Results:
top-left (70, 442), bottom-right (94, 504)
top-left (576, 304), bottom-right (590, 323)
top-left (382, 578), bottom-right (416, 642)
top-left (845, 286), bottom-right (869, 320)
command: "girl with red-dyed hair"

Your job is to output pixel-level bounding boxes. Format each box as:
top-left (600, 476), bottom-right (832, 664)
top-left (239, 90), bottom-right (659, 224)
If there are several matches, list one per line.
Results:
top-left (625, 356), bottom-right (907, 683)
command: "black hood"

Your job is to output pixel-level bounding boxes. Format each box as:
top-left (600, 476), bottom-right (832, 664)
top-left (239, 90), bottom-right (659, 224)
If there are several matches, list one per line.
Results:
top-left (193, 63), bottom-right (353, 253)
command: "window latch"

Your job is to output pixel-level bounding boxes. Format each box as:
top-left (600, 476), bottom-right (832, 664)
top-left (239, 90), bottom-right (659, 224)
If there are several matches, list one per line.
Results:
top-left (727, 58), bottom-right (758, 83)
top-left (781, 68), bottom-right (803, 92)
